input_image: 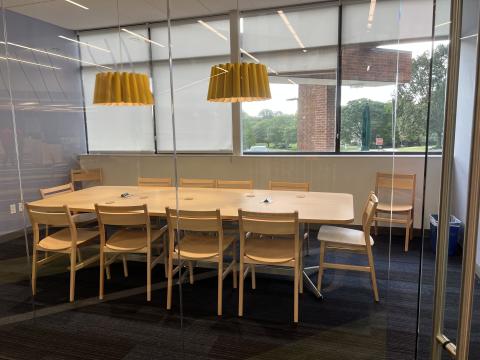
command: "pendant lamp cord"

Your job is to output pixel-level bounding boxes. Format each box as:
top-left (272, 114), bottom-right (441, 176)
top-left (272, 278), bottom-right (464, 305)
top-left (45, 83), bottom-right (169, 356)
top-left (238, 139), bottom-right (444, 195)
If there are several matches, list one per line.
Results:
top-left (117, 0), bottom-right (122, 72)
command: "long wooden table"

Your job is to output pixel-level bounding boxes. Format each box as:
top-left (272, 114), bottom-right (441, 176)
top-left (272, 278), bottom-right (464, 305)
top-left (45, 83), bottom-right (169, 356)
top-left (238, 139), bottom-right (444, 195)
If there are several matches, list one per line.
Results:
top-left (30, 186), bottom-right (354, 297)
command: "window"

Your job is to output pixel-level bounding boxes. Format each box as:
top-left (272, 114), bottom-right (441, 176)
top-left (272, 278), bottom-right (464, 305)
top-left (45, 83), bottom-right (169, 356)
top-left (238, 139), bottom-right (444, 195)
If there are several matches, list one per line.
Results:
top-left (151, 17), bottom-right (232, 152)
top-left (240, 5), bottom-right (338, 153)
top-left (79, 27), bottom-right (155, 152)
top-left (340, 0), bottom-right (440, 153)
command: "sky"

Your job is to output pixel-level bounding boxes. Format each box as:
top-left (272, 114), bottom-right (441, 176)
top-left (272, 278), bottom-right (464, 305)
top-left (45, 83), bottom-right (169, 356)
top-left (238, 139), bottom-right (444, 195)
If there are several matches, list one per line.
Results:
top-left (242, 40), bottom-right (449, 117)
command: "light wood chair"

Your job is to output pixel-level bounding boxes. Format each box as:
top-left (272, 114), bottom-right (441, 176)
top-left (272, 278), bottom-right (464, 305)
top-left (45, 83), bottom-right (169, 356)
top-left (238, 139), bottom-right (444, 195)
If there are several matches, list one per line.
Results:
top-left (71, 168), bottom-right (103, 189)
top-left (217, 179), bottom-right (254, 190)
top-left (317, 192), bottom-right (379, 302)
top-left (179, 178), bottom-right (217, 188)
top-left (165, 208), bottom-right (237, 316)
top-left (138, 177), bottom-right (172, 187)
top-left (95, 204), bottom-right (168, 301)
top-left (373, 172), bottom-right (416, 252)
top-left (269, 180), bottom-right (310, 192)
top-left (26, 203), bottom-right (99, 302)
top-left (238, 210), bottom-right (301, 322)
top-left (40, 183), bottom-right (74, 198)
top-left (40, 183), bottom-right (97, 227)
top-left (269, 180), bottom-right (311, 254)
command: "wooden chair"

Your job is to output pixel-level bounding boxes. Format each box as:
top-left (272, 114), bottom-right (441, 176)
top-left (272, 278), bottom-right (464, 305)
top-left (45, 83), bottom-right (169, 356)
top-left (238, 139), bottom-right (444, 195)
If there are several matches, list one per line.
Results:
top-left (40, 183), bottom-right (74, 198)
top-left (238, 210), bottom-right (301, 322)
top-left (95, 204), bottom-right (168, 301)
top-left (26, 203), bottom-right (99, 302)
top-left (269, 180), bottom-right (311, 254)
top-left (165, 208), bottom-right (236, 316)
top-left (71, 168), bottom-right (103, 189)
top-left (217, 179), bottom-right (253, 190)
top-left (373, 172), bottom-right (416, 252)
top-left (179, 178), bottom-right (217, 188)
top-left (138, 177), bottom-right (172, 187)
top-left (317, 192), bottom-right (379, 302)
top-left (40, 183), bottom-right (97, 227)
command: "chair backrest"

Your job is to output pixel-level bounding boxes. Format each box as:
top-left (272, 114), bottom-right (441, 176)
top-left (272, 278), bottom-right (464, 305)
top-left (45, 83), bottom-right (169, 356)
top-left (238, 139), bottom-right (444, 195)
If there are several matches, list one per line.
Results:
top-left (269, 181), bottom-right (309, 192)
top-left (26, 204), bottom-right (76, 246)
top-left (375, 172), bottom-right (416, 205)
top-left (40, 183), bottom-right (74, 199)
top-left (71, 168), bottom-right (103, 188)
top-left (138, 177), bottom-right (172, 187)
top-left (238, 210), bottom-right (299, 236)
top-left (95, 204), bottom-right (150, 227)
top-left (179, 178), bottom-right (217, 188)
top-left (166, 208), bottom-right (222, 233)
top-left (362, 191), bottom-right (379, 235)
top-left (217, 179), bottom-right (253, 190)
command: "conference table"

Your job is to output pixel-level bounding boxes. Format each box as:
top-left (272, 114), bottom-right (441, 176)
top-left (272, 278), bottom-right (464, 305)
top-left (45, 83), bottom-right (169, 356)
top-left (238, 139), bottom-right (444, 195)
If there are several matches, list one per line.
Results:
top-left (30, 186), bottom-right (355, 298)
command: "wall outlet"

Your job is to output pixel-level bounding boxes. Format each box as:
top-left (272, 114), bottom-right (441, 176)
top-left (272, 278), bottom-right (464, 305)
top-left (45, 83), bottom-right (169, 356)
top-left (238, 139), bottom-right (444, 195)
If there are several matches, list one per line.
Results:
top-left (9, 204), bottom-right (16, 214)
top-left (18, 202), bottom-right (24, 212)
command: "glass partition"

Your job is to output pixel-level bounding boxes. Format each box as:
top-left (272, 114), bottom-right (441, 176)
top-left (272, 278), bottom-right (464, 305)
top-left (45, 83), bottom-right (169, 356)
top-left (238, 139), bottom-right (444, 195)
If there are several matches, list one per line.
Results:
top-left (2, 0), bottom-right (477, 359)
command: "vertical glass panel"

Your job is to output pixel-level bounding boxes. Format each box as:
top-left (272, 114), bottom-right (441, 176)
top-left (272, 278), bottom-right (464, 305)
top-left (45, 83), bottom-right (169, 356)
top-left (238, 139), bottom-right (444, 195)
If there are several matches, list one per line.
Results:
top-left (79, 26), bottom-right (155, 152)
top-left (151, 17), bottom-right (232, 152)
top-left (241, 5), bottom-right (338, 153)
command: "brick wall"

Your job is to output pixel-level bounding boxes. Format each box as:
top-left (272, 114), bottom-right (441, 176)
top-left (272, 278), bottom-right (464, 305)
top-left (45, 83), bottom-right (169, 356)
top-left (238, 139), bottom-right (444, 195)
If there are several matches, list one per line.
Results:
top-left (297, 85), bottom-right (336, 151)
top-left (297, 45), bottom-right (412, 151)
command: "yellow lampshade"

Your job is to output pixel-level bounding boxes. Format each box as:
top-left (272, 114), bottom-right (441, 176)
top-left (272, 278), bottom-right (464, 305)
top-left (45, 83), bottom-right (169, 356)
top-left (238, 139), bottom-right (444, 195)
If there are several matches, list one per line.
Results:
top-left (93, 71), bottom-right (154, 106)
top-left (207, 63), bottom-right (271, 102)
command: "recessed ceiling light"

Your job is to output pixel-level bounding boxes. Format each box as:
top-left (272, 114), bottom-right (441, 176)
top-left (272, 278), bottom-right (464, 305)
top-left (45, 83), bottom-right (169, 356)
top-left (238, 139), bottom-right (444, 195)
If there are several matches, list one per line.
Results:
top-left (58, 35), bottom-right (110, 53)
top-left (277, 10), bottom-right (306, 52)
top-left (121, 28), bottom-right (165, 47)
top-left (0, 55), bottom-right (61, 69)
top-left (65, 0), bottom-right (89, 10)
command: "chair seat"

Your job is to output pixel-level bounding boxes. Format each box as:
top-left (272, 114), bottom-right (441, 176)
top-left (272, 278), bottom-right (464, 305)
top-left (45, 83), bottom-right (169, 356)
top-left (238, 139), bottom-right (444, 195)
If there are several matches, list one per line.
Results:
top-left (38, 228), bottom-right (99, 251)
top-left (106, 228), bottom-right (165, 252)
top-left (317, 226), bottom-right (373, 247)
top-left (245, 236), bottom-right (295, 264)
top-left (175, 234), bottom-right (235, 259)
top-left (72, 212), bottom-right (97, 224)
top-left (376, 203), bottom-right (413, 212)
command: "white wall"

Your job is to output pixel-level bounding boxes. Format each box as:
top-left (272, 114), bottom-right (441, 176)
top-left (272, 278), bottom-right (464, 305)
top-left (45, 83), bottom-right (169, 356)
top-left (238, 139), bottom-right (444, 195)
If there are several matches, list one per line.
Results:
top-left (80, 154), bottom-right (442, 228)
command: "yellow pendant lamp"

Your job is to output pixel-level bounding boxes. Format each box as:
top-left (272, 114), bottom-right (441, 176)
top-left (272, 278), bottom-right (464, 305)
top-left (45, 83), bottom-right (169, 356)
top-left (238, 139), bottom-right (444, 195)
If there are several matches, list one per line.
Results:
top-left (207, 63), bottom-right (271, 102)
top-left (93, 71), bottom-right (154, 106)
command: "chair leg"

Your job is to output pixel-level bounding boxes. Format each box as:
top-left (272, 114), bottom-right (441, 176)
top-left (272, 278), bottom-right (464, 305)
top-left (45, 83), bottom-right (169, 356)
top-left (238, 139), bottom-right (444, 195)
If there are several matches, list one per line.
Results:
top-left (251, 264), bottom-right (256, 290)
top-left (317, 242), bottom-right (326, 291)
top-left (167, 254), bottom-right (174, 310)
top-left (99, 250), bottom-right (105, 300)
top-left (238, 257), bottom-right (244, 317)
top-left (163, 237), bottom-right (168, 278)
top-left (232, 244), bottom-right (237, 289)
top-left (31, 249), bottom-right (38, 296)
top-left (69, 249), bottom-right (77, 302)
top-left (77, 248), bottom-right (83, 263)
top-left (299, 247), bottom-right (304, 294)
top-left (188, 261), bottom-right (194, 285)
top-left (122, 255), bottom-right (129, 278)
top-left (106, 261), bottom-right (111, 280)
top-left (147, 252), bottom-right (152, 302)
top-left (294, 261), bottom-right (299, 323)
top-left (217, 259), bottom-right (223, 316)
top-left (367, 248), bottom-right (379, 302)
top-left (404, 224), bottom-right (410, 252)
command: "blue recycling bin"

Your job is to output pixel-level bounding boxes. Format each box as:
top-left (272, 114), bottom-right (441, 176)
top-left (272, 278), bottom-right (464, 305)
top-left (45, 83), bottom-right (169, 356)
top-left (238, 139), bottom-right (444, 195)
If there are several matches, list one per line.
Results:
top-left (430, 214), bottom-right (463, 256)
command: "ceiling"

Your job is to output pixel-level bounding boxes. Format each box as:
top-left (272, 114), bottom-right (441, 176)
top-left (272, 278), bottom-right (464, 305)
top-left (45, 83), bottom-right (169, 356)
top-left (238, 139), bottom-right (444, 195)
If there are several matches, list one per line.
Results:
top-left (4, 0), bottom-right (331, 30)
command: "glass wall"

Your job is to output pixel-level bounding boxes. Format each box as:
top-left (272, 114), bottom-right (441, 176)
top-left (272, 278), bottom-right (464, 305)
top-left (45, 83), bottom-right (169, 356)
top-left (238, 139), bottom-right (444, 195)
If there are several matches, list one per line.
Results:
top-left (3, 0), bottom-right (480, 359)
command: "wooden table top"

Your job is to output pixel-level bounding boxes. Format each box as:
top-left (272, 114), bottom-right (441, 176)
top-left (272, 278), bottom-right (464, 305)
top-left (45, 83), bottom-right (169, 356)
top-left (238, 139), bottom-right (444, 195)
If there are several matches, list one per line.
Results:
top-left (29, 186), bottom-right (355, 224)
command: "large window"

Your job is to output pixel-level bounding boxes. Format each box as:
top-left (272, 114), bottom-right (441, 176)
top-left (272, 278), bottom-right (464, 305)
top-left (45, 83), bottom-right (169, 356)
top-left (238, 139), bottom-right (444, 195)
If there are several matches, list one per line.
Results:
top-left (79, 27), bottom-right (155, 152)
top-left (151, 17), bottom-right (232, 152)
top-left (241, 5), bottom-right (338, 153)
top-left (78, 0), bottom-right (441, 154)
top-left (340, 0), bottom-right (441, 153)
